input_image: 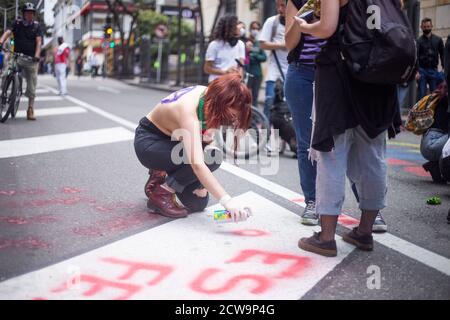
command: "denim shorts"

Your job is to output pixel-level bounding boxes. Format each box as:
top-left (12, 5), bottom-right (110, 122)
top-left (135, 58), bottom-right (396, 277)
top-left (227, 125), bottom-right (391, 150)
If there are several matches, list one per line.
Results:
top-left (314, 126), bottom-right (387, 215)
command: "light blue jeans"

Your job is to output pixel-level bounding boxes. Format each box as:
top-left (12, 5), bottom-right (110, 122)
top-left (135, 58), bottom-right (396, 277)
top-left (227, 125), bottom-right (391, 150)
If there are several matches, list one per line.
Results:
top-left (315, 126), bottom-right (387, 215)
top-left (420, 128), bottom-right (449, 162)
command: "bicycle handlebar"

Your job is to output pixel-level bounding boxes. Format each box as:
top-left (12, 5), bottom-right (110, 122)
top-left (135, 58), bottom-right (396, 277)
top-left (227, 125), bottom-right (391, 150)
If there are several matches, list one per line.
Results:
top-left (1, 47), bottom-right (39, 62)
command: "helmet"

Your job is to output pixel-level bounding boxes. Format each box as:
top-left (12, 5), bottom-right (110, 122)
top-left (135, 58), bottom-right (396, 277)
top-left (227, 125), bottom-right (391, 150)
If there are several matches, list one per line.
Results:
top-left (22, 2), bottom-right (36, 13)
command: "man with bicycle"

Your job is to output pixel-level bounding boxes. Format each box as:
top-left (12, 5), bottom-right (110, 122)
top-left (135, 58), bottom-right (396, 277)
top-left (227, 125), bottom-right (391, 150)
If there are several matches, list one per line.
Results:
top-left (0, 2), bottom-right (43, 120)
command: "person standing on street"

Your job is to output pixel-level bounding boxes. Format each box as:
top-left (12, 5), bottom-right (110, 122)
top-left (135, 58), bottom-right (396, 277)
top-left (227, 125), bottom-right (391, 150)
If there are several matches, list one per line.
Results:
top-left (285, 0), bottom-right (326, 226)
top-left (259, 0), bottom-right (289, 123)
top-left (90, 52), bottom-right (100, 78)
top-left (246, 21), bottom-right (266, 106)
top-left (54, 36), bottom-right (70, 95)
top-left (417, 18), bottom-right (445, 100)
top-left (0, 2), bottom-right (43, 121)
top-left (76, 55), bottom-right (83, 78)
top-left (204, 15), bottom-right (246, 83)
top-left (295, 0), bottom-right (399, 257)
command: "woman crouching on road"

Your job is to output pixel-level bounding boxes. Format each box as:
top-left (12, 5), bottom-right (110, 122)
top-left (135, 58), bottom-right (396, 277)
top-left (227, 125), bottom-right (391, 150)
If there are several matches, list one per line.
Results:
top-left (134, 73), bottom-right (252, 220)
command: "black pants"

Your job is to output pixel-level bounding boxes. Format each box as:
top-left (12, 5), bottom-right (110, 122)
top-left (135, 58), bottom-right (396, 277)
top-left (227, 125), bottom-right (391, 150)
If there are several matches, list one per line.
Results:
top-left (247, 75), bottom-right (262, 107)
top-left (134, 117), bottom-right (221, 212)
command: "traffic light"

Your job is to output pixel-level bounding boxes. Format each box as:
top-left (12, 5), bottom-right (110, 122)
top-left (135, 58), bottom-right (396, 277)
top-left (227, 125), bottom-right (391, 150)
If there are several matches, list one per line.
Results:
top-left (109, 41), bottom-right (115, 48)
top-left (104, 25), bottom-right (113, 39)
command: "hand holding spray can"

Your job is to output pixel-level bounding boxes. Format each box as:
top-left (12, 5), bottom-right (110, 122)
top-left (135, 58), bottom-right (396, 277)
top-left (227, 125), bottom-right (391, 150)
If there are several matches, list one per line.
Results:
top-left (214, 207), bottom-right (252, 223)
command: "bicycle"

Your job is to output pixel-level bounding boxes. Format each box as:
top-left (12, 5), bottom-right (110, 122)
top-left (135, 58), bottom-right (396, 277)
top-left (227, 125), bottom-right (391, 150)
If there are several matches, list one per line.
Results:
top-left (0, 48), bottom-right (37, 123)
top-left (214, 59), bottom-right (270, 159)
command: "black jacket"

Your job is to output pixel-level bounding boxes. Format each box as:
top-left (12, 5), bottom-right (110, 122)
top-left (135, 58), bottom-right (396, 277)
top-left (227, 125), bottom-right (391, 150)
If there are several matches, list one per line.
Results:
top-left (417, 33), bottom-right (445, 70)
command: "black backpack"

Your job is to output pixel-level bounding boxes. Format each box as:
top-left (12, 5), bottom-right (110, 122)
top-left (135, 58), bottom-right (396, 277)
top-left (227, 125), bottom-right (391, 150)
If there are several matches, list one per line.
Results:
top-left (339, 0), bottom-right (417, 85)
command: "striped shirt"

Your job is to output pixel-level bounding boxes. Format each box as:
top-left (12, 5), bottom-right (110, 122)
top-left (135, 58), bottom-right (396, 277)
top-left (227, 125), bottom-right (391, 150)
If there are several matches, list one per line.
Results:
top-left (298, 34), bottom-right (327, 65)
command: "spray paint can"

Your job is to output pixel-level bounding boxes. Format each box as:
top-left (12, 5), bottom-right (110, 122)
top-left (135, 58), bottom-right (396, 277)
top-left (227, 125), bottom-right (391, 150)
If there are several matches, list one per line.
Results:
top-left (213, 207), bottom-right (252, 223)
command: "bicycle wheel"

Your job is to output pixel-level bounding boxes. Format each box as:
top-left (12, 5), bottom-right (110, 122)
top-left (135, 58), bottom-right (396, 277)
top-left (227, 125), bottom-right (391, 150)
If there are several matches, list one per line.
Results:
top-left (10, 75), bottom-right (22, 118)
top-left (0, 75), bottom-right (16, 123)
top-left (218, 107), bottom-right (270, 159)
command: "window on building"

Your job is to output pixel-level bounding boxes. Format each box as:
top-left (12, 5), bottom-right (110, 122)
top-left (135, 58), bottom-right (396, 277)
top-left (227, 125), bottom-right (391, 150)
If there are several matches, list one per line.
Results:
top-left (225, 0), bottom-right (236, 14)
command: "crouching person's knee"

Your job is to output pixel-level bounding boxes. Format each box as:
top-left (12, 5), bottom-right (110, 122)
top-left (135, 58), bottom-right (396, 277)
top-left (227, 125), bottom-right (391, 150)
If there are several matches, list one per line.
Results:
top-left (204, 145), bottom-right (222, 172)
top-left (176, 184), bottom-right (210, 213)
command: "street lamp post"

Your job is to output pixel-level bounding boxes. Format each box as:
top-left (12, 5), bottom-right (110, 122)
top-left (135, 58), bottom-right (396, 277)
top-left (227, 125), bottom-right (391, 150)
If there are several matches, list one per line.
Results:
top-left (0, 6), bottom-right (15, 33)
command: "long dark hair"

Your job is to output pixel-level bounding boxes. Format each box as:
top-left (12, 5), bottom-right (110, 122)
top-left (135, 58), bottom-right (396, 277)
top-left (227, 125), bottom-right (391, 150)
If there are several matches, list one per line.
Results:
top-left (213, 15), bottom-right (238, 42)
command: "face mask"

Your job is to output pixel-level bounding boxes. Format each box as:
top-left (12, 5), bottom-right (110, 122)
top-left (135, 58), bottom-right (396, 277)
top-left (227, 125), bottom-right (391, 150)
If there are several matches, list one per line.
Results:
top-left (251, 30), bottom-right (260, 38)
top-left (279, 15), bottom-right (286, 26)
top-left (228, 37), bottom-right (239, 47)
top-left (240, 28), bottom-right (246, 37)
top-left (423, 29), bottom-right (432, 35)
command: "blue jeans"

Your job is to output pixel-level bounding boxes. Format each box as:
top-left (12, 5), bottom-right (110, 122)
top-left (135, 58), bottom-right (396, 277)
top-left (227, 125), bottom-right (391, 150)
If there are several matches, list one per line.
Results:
top-left (284, 63), bottom-right (316, 202)
top-left (418, 68), bottom-right (440, 100)
top-left (420, 128), bottom-right (449, 162)
top-left (264, 80), bottom-right (275, 123)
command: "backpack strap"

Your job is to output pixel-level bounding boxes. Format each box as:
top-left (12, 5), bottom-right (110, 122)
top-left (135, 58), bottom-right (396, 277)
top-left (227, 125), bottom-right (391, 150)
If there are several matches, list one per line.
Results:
top-left (271, 15), bottom-right (279, 42)
top-left (197, 90), bottom-right (207, 131)
top-left (270, 15), bottom-right (286, 82)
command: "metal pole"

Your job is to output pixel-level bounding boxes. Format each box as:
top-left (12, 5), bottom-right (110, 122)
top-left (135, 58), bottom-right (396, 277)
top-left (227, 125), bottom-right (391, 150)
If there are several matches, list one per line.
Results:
top-left (157, 39), bottom-right (163, 83)
top-left (3, 9), bottom-right (6, 33)
top-left (176, 0), bottom-right (182, 86)
top-left (15, 0), bottom-right (18, 20)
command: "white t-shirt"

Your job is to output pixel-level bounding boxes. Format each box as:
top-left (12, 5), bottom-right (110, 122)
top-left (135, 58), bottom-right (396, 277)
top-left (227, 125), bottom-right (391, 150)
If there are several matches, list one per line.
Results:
top-left (259, 15), bottom-right (289, 82)
top-left (205, 39), bottom-right (246, 83)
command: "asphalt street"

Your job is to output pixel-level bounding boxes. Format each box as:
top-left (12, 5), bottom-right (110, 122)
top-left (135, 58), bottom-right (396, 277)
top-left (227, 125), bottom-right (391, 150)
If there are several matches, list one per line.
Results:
top-left (0, 75), bottom-right (449, 299)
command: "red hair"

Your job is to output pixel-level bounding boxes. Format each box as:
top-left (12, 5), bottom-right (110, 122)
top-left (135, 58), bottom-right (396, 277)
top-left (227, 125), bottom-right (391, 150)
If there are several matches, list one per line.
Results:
top-left (204, 73), bottom-right (252, 131)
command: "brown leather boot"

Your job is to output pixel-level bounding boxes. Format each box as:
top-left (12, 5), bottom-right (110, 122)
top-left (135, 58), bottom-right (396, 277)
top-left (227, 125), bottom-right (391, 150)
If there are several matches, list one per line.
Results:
top-left (147, 184), bottom-right (189, 218)
top-left (27, 107), bottom-right (36, 120)
top-left (144, 169), bottom-right (166, 197)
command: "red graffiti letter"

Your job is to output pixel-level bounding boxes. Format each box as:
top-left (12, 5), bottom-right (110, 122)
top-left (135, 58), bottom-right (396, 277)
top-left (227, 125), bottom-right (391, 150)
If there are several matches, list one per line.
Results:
top-left (190, 268), bottom-right (271, 295)
top-left (102, 257), bottom-right (174, 286)
top-left (52, 274), bottom-right (141, 300)
top-left (226, 249), bottom-right (311, 279)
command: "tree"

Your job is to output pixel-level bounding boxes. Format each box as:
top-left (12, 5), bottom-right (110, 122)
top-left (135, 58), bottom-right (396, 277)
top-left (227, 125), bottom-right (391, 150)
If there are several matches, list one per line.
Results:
top-left (104, 0), bottom-right (154, 77)
top-left (1, 0), bottom-right (51, 38)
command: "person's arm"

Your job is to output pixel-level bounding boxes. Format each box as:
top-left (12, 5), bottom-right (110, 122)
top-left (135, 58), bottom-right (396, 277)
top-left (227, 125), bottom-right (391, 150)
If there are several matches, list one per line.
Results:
top-left (259, 18), bottom-right (286, 51)
top-left (204, 61), bottom-right (235, 76)
top-left (178, 115), bottom-right (227, 201)
top-left (177, 114), bottom-right (250, 221)
top-left (285, 0), bottom-right (303, 51)
top-left (250, 47), bottom-right (267, 63)
top-left (0, 30), bottom-right (12, 47)
top-left (294, 0), bottom-right (340, 39)
top-left (35, 36), bottom-right (42, 60)
top-left (438, 37), bottom-right (445, 70)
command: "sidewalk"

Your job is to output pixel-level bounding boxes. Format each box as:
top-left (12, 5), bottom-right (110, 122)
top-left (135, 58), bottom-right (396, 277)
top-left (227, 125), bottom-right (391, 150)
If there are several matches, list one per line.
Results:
top-left (122, 77), bottom-right (267, 106)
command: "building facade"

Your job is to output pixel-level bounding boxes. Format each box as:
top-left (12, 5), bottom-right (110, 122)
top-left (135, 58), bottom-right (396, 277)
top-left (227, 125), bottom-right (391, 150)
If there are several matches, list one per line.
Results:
top-left (421, 0), bottom-right (450, 40)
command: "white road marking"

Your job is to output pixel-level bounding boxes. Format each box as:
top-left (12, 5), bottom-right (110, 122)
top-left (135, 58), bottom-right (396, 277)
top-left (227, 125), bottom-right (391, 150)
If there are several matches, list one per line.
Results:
top-left (220, 163), bottom-right (450, 277)
top-left (97, 86), bottom-right (120, 94)
top-left (40, 84), bottom-right (450, 277)
top-left (0, 127), bottom-right (133, 159)
top-left (23, 96), bottom-right (63, 102)
top-left (15, 107), bottom-right (87, 118)
top-left (43, 85), bottom-right (137, 130)
top-left (35, 89), bottom-right (51, 94)
top-left (0, 192), bottom-right (354, 300)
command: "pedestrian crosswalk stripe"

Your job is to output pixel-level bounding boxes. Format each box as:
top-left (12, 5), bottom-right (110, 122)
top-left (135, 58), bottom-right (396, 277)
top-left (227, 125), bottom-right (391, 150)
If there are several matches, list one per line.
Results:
top-left (220, 162), bottom-right (450, 277)
top-left (39, 84), bottom-right (450, 278)
top-left (23, 96), bottom-right (63, 102)
top-left (35, 89), bottom-right (51, 94)
top-left (15, 107), bottom-right (87, 118)
top-left (0, 127), bottom-right (134, 159)
top-left (0, 192), bottom-right (355, 300)
top-left (43, 86), bottom-right (137, 130)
